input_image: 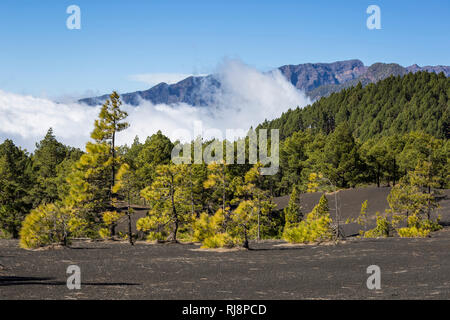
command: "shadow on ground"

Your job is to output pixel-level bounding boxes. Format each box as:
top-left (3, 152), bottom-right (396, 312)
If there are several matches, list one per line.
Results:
top-left (0, 276), bottom-right (139, 287)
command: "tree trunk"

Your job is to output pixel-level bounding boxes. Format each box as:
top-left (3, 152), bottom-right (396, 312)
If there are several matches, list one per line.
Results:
top-left (111, 129), bottom-right (116, 193)
top-left (127, 192), bottom-right (133, 245)
top-left (12, 228), bottom-right (19, 239)
top-left (393, 157), bottom-right (396, 187)
top-left (243, 229), bottom-right (249, 249)
top-left (377, 163), bottom-right (381, 188)
top-left (169, 179), bottom-right (178, 243)
top-left (222, 165), bottom-right (226, 214)
top-left (127, 212), bottom-right (133, 245)
top-left (169, 220), bottom-right (179, 243)
top-left (257, 209), bottom-right (260, 242)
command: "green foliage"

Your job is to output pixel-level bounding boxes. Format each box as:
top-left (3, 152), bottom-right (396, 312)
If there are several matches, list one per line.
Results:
top-left (283, 215), bottom-right (333, 244)
top-left (228, 200), bottom-right (258, 247)
top-left (139, 164), bottom-right (193, 242)
top-left (60, 92), bottom-right (129, 238)
top-left (306, 172), bottom-right (322, 193)
top-left (0, 139), bottom-right (33, 238)
top-left (387, 161), bottom-right (439, 219)
top-left (192, 210), bottom-right (225, 243)
top-left (100, 210), bottom-right (124, 239)
top-left (98, 227), bottom-right (111, 240)
top-left (19, 203), bottom-right (73, 249)
top-left (283, 194), bottom-right (333, 243)
top-left (202, 233), bottom-right (235, 249)
top-left (356, 200), bottom-right (369, 234)
top-left (396, 213), bottom-right (441, 238)
top-left (309, 194), bottom-right (330, 219)
top-left (136, 214), bottom-right (167, 241)
top-left (320, 123), bottom-right (363, 188)
top-left (363, 212), bottom-right (391, 238)
top-left (279, 131), bottom-right (313, 189)
top-left (259, 72), bottom-right (449, 140)
top-left (30, 128), bottom-right (69, 207)
top-left (284, 186), bottom-right (302, 228)
top-left (204, 161), bottom-right (233, 213)
top-left (397, 226), bottom-right (430, 238)
top-left (91, 91), bottom-right (129, 144)
top-left (64, 142), bottom-right (112, 235)
top-left (134, 131), bottom-right (174, 190)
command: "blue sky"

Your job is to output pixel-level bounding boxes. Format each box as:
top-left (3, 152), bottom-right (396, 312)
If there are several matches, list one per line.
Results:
top-left (0, 0), bottom-right (449, 98)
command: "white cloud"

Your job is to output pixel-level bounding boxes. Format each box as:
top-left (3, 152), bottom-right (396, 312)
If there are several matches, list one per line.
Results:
top-left (128, 73), bottom-right (206, 87)
top-left (0, 59), bottom-right (311, 151)
top-left (0, 91), bottom-right (99, 151)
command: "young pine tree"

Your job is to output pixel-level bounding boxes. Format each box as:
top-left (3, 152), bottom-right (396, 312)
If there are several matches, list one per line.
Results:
top-left (138, 164), bottom-right (192, 242)
top-left (204, 161), bottom-right (232, 214)
top-left (65, 92), bottom-right (129, 237)
top-left (91, 91), bottom-right (129, 193)
top-left (284, 186), bottom-right (302, 229)
top-left (241, 163), bottom-right (275, 241)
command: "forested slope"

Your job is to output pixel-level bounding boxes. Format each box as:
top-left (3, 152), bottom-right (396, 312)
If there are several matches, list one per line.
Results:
top-left (258, 72), bottom-right (449, 141)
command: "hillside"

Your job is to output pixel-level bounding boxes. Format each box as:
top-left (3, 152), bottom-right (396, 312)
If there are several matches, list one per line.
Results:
top-left (79, 60), bottom-right (450, 106)
top-left (257, 71), bottom-right (450, 141)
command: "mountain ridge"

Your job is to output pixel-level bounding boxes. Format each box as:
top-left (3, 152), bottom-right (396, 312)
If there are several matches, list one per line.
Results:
top-left (79, 60), bottom-right (450, 106)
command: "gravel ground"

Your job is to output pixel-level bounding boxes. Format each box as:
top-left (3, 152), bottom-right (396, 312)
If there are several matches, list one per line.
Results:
top-left (1, 228), bottom-right (450, 300)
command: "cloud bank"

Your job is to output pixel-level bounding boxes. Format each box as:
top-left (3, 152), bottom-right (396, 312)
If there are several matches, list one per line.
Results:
top-left (0, 60), bottom-right (310, 152)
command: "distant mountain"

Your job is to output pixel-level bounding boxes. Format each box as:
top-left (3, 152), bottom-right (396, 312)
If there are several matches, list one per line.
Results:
top-left (80, 75), bottom-right (220, 107)
top-left (79, 60), bottom-right (450, 106)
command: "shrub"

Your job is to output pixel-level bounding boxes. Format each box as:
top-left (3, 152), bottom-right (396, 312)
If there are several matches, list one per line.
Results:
top-left (99, 210), bottom-right (124, 239)
top-left (202, 233), bottom-right (235, 249)
top-left (98, 227), bottom-right (110, 239)
top-left (397, 226), bottom-right (431, 238)
top-left (396, 214), bottom-right (441, 238)
top-left (192, 210), bottom-right (234, 248)
top-left (20, 204), bottom-right (72, 249)
top-left (136, 215), bottom-right (168, 241)
top-left (283, 195), bottom-right (333, 244)
top-left (363, 212), bottom-right (390, 238)
top-left (283, 214), bottom-right (333, 243)
top-left (102, 210), bottom-right (123, 226)
top-left (192, 211), bottom-right (223, 242)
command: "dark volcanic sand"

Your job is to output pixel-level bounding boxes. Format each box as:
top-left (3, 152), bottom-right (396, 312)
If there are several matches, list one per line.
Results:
top-left (1, 228), bottom-right (450, 300)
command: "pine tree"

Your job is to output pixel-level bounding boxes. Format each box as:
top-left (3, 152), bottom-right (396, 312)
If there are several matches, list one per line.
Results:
top-left (310, 194), bottom-right (329, 219)
top-left (135, 131), bottom-right (173, 185)
top-left (91, 91), bottom-right (129, 193)
top-left (229, 200), bottom-right (256, 249)
top-left (388, 161), bottom-right (439, 221)
top-left (241, 163), bottom-right (275, 241)
top-left (113, 163), bottom-right (137, 244)
top-left (64, 92), bottom-right (129, 237)
top-left (30, 128), bottom-right (68, 206)
top-left (204, 161), bottom-right (232, 214)
top-left (138, 164), bottom-right (192, 242)
top-left (284, 186), bottom-right (302, 228)
top-left (65, 142), bottom-right (113, 236)
top-left (321, 123), bottom-right (361, 188)
top-left (0, 140), bottom-right (32, 238)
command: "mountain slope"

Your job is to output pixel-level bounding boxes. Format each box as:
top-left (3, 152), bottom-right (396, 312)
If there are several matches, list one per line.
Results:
top-left (257, 71), bottom-right (450, 141)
